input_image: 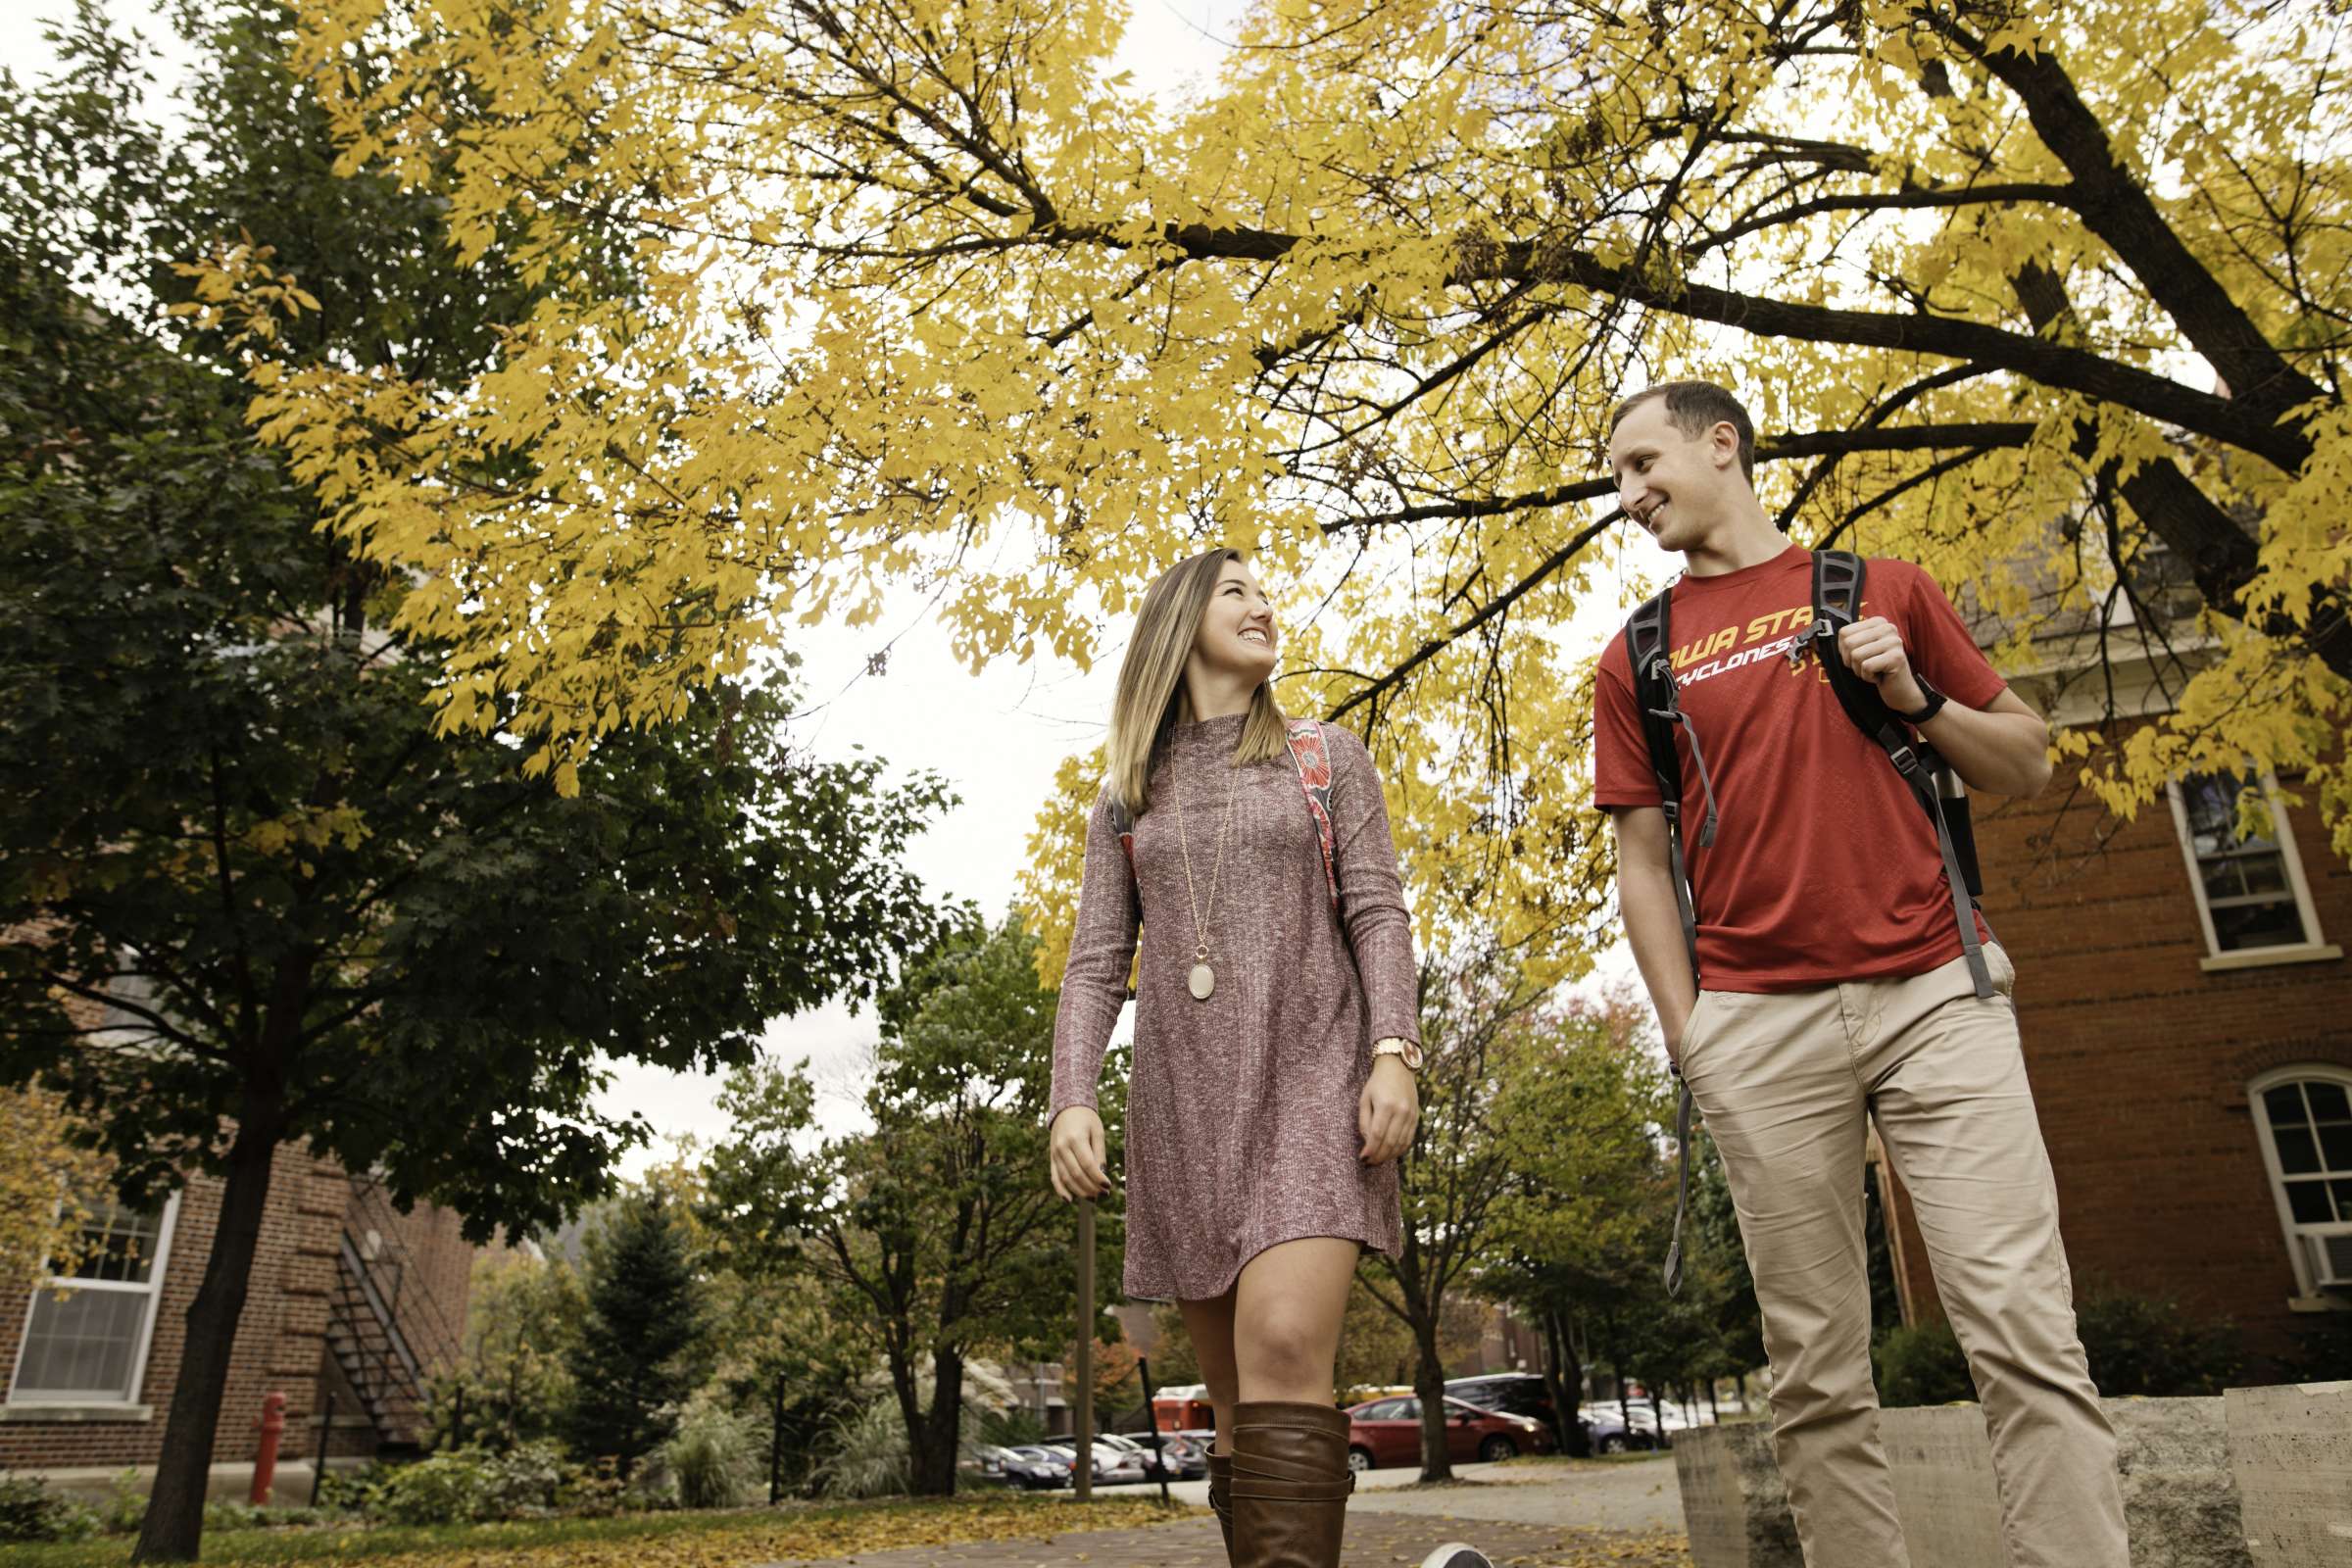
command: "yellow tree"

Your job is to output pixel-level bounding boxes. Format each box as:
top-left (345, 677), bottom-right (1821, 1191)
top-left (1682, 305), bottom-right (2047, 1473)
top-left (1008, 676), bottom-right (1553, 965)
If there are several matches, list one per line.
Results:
top-left (205, 0), bottom-right (2352, 968)
top-left (0, 1084), bottom-right (105, 1285)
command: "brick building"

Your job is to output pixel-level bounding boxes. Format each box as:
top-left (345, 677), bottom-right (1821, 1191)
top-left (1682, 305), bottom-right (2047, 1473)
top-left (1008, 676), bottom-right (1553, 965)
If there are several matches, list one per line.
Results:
top-left (0, 1146), bottom-right (479, 1494)
top-left (1876, 548), bottom-right (2352, 1373)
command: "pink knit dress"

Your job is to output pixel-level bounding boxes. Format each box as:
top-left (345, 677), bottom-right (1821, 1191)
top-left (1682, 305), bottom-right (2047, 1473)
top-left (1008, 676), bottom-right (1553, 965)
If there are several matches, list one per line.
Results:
top-left (1050, 714), bottom-right (1423, 1301)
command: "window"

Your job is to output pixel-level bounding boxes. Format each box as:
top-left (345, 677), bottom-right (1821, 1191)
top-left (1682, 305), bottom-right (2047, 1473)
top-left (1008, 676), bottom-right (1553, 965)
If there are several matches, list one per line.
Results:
top-left (9, 1193), bottom-right (177, 1407)
top-left (2170, 770), bottom-right (2330, 963)
top-left (2250, 1070), bottom-right (2352, 1302)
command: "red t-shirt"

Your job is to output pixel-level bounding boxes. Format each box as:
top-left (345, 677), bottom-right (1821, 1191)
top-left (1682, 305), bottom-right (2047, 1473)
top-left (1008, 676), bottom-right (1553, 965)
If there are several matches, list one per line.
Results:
top-left (1593, 545), bottom-right (2010, 992)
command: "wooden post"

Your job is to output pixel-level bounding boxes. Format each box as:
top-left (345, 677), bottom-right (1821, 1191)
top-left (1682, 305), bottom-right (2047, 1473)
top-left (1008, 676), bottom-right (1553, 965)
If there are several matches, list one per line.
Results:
top-left (769, 1371), bottom-right (786, 1503)
top-left (1138, 1354), bottom-right (1170, 1506)
top-left (307, 1392), bottom-right (333, 1507)
top-left (1075, 1198), bottom-right (1095, 1502)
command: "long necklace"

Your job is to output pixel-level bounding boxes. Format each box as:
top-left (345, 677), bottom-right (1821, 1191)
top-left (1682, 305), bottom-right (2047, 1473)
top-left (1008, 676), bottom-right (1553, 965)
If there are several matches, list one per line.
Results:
top-left (1170, 740), bottom-right (1242, 1002)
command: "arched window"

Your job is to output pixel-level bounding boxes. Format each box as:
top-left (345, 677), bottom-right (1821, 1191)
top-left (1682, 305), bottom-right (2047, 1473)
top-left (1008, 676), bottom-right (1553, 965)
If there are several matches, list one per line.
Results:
top-left (2249, 1067), bottom-right (2352, 1302)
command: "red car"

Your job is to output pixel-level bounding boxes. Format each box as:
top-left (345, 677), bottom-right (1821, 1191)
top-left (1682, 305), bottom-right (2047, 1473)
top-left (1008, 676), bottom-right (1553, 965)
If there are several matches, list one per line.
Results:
top-left (1344, 1395), bottom-right (1554, 1471)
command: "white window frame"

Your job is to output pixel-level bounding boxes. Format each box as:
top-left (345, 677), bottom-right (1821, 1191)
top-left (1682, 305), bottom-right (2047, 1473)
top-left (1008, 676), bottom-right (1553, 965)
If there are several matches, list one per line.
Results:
top-left (7, 1192), bottom-right (179, 1412)
top-left (2248, 1066), bottom-right (2352, 1309)
top-left (2167, 770), bottom-right (2339, 972)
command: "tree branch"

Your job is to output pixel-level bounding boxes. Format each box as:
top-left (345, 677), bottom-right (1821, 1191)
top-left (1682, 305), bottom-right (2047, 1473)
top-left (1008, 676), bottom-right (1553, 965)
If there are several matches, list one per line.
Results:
top-left (1094, 220), bottom-right (2303, 470)
top-left (1936, 13), bottom-right (2326, 433)
top-left (1322, 423), bottom-right (2037, 535)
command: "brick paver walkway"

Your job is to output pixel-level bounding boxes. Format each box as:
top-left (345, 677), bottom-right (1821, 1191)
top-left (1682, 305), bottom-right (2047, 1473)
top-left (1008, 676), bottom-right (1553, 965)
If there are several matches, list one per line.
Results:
top-left (760, 1512), bottom-right (1692, 1566)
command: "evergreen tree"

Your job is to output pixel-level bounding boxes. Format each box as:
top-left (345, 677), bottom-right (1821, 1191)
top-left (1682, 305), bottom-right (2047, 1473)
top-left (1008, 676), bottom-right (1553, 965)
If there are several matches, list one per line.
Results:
top-left (565, 1191), bottom-right (705, 1475)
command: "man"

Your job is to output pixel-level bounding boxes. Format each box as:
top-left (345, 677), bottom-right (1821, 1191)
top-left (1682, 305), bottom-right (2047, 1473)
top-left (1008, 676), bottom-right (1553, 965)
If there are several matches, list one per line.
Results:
top-left (1592, 379), bottom-right (2130, 1567)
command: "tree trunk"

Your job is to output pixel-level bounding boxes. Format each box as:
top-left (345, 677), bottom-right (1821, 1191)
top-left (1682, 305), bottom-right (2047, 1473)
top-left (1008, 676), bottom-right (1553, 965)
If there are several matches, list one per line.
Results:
top-left (133, 1100), bottom-right (282, 1563)
top-left (1412, 1322), bottom-right (1451, 1482)
top-left (1540, 1308), bottom-right (1588, 1458)
top-left (907, 1348), bottom-right (965, 1495)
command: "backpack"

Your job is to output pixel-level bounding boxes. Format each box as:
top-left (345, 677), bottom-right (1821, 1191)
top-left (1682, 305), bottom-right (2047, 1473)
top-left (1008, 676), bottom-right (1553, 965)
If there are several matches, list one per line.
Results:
top-left (1631, 549), bottom-right (1994, 1294)
top-left (1106, 717), bottom-right (1343, 915)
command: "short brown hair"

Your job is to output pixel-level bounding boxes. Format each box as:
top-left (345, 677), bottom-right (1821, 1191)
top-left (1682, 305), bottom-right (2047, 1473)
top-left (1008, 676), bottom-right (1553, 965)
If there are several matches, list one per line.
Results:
top-left (1609, 379), bottom-right (1755, 479)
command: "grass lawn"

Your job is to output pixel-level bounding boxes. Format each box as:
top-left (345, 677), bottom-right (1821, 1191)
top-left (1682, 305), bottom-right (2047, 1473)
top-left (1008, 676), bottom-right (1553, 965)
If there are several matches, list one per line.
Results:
top-left (7, 1492), bottom-right (1200, 1568)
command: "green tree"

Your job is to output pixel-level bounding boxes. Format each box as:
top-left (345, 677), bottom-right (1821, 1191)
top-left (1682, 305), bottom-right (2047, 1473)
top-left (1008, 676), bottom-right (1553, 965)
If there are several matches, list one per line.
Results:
top-left (1478, 989), bottom-right (1672, 1456)
top-left (430, 1250), bottom-right (587, 1451)
top-left (703, 913), bottom-right (1121, 1496)
top-left (0, 9), bottom-right (946, 1557)
top-left (1358, 944), bottom-right (1566, 1481)
top-left (565, 1191), bottom-right (705, 1475)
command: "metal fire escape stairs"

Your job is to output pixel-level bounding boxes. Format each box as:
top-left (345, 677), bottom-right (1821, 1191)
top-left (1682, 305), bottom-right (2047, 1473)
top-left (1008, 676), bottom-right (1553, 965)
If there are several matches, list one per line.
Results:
top-left (322, 1179), bottom-right (461, 1453)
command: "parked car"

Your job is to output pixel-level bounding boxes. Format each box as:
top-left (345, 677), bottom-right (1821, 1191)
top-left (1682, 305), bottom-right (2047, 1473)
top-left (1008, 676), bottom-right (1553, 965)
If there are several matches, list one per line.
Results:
top-left (1446, 1373), bottom-right (1664, 1453)
top-left (1121, 1430), bottom-right (1209, 1480)
top-left (1344, 1395), bottom-right (1552, 1471)
top-left (1446, 1373), bottom-right (1564, 1442)
top-left (1094, 1432), bottom-right (1182, 1482)
top-left (1043, 1439), bottom-right (1149, 1484)
top-left (1583, 1409), bottom-right (1661, 1453)
top-left (998, 1445), bottom-right (1075, 1490)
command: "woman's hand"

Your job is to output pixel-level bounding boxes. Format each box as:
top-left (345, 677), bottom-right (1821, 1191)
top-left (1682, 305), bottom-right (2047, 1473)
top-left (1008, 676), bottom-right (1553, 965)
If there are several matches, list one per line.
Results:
top-left (1358, 1054), bottom-right (1420, 1165)
top-left (1049, 1105), bottom-right (1111, 1200)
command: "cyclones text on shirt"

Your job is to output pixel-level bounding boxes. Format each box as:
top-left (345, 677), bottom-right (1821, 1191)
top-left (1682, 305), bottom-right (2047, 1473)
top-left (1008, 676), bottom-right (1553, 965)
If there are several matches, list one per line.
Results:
top-left (1668, 600), bottom-right (1859, 691)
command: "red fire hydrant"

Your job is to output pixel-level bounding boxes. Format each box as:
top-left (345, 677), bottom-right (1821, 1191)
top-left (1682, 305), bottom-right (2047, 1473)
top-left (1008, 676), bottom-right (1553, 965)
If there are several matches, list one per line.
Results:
top-left (250, 1392), bottom-right (286, 1505)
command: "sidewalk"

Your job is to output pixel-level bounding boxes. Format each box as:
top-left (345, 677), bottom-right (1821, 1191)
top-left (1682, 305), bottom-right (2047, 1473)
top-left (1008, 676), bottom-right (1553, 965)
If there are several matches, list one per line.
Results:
top-left (762, 1513), bottom-right (1687, 1565)
top-left (760, 1455), bottom-right (1691, 1567)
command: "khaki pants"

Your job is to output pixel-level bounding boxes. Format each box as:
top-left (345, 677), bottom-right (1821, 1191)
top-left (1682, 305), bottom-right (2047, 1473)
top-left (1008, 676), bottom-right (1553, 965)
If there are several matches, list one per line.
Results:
top-left (1680, 947), bottom-right (2129, 1568)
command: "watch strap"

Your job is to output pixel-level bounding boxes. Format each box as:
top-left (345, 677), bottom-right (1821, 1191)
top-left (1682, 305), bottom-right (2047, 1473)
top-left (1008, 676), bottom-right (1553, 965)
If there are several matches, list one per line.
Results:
top-left (1895, 673), bottom-right (1946, 725)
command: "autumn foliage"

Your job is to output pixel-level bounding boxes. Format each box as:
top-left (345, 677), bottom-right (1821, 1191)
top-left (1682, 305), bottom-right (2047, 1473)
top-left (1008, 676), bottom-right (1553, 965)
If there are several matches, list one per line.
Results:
top-left (190, 1), bottom-right (2352, 976)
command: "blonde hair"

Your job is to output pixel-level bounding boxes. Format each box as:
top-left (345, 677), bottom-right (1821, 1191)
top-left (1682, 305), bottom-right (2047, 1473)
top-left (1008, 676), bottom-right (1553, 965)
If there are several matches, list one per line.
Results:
top-left (1105, 548), bottom-right (1290, 814)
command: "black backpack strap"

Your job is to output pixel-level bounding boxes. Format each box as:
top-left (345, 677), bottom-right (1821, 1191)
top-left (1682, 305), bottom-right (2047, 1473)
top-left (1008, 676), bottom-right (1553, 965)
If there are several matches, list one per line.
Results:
top-left (1629, 589), bottom-right (1708, 1298)
top-left (1807, 551), bottom-right (1995, 1001)
top-left (1627, 590), bottom-right (1713, 973)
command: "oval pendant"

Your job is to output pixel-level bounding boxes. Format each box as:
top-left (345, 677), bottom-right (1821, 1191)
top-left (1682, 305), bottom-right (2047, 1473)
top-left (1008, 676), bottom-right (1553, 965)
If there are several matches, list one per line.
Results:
top-left (1188, 962), bottom-right (1215, 1001)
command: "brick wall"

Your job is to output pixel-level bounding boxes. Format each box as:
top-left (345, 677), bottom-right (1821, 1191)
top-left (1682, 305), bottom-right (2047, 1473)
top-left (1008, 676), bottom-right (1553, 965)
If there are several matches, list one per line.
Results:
top-left (0, 1145), bottom-right (483, 1472)
top-left (1882, 762), bottom-right (2352, 1374)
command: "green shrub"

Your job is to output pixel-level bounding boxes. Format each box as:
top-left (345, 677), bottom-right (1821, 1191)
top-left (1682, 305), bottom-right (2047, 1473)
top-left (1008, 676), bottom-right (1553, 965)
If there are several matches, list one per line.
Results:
top-left (1874, 1319), bottom-right (1975, 1407)
top-left (2278, 1309), bottom-right (2352, 1383)
top-left (91, 1469), bottom-right (147, 1535)
top-left (2077, 1289), bottom-right (2241, 1396)
top-left (0, 1476), bottom-right (98, 1543)
top-left (199, 1500), bottom-right (313, 1532)
top-left (371, 1451), bottom-right (495, 1526)
top-left (979, 1406), bottom-right (1047, 1448)
top-left (664, 1397), bottom-right (763, 1510)
top-left (811, 1396), bottom-right (912, 1499)
top-left (476, 1440), bottom-right (575, 1519)
top-left (314, 1461), bottom-right (393, 1517)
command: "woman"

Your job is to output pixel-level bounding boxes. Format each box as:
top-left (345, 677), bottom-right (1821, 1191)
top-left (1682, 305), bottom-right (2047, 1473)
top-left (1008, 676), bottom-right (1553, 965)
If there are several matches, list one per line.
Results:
top-left (1048, 548), bottom-right (1452, 1568)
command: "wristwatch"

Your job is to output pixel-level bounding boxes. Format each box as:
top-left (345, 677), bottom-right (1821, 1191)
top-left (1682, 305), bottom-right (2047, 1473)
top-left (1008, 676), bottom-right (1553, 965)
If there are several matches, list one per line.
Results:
top-left (1372, 1037), bottom-right (1425, 1072)
top-left (1895, 673), bottom-right (1947, 726)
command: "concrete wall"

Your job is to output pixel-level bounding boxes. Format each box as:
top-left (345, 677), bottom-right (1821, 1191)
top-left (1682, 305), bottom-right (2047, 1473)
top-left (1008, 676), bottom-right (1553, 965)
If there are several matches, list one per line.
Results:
top-left (2227, 1381), bottom-right (2352, 1567)
top-left (1676, 1396), bottom-right (2256, 1568)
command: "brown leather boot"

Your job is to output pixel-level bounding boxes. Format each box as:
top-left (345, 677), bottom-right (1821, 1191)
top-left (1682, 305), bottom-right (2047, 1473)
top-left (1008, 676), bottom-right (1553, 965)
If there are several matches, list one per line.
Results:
top-left (1228, 1400), bottom-right (1354, 1568)
top-left (1206, 1449), bottom-right (1234, 1561)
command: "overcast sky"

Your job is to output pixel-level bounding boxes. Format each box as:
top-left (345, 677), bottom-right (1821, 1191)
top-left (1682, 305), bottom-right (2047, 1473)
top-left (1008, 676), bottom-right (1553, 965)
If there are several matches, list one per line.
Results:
top-left (4, 0), bottom-right (1653, 1177)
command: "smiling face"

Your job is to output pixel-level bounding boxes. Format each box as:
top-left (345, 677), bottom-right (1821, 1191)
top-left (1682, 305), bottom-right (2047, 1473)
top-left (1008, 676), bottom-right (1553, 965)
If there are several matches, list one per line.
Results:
top-left (1608, 395), bottom-right (1745, 556)
top-left (1190, 558), bottom-right (1278, 682)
